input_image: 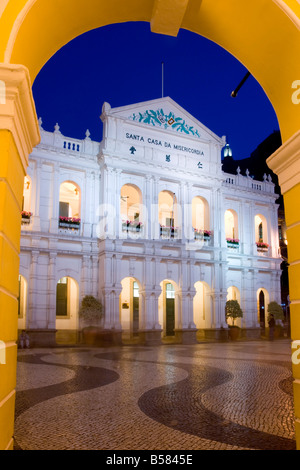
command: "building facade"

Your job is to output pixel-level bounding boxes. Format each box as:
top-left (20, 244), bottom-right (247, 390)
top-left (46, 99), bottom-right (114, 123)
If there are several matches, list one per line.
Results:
top-left (18, 97), bottom-right (282, 346)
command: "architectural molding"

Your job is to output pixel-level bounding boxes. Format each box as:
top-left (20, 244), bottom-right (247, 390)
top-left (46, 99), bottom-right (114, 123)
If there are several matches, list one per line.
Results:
top-left (0, 63), bottom-right (40, 170)
top-left (267, 130), bottom-right (300, 195)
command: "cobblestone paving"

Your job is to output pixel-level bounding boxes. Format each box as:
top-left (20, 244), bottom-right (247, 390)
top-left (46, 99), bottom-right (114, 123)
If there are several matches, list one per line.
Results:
top-left (14, 340), bottom-right (296, 450)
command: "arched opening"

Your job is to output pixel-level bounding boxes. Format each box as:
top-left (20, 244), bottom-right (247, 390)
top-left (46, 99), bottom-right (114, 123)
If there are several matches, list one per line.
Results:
top-left (227, 286), bottom-right (242, 327)
top-left (192, 197), bottom-right (210, 240)
top-left (17, 275), bottom-right (28, 331)
top-left (120, 184), bottom-right (143, 234)
top-left (225, 209), bottom-right (239, 245)
top-left (56, 277), bottom-right (79, 332)
top-left (120, 277), bottom-right (141, 339)
top-left (257, 288), bottom-right (270, 331)
top-left (193, 281), bottom-right (211, 329)
top-left (59, 181), bottom-right (81, 230)
top-left (255, 214), bottom-right (269, 252)
top-left (21, 175), bottom-right (32, 225)
top-left (159, 280), bottom-right (178, 337)
top-left (159, 190), bottom-right (178, 239)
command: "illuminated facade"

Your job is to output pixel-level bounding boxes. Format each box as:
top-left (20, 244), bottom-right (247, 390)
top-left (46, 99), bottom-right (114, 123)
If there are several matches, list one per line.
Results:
top-left (19, 97), bottom-right (282, 345)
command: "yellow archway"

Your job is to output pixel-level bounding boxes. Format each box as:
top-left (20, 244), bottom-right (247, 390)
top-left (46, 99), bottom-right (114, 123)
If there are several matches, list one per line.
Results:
top-left (0, 0), bottom-right (300, 450)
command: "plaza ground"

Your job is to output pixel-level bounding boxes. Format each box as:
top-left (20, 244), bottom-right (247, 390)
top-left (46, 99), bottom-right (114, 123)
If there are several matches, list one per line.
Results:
top-left (14, 339), bottom-right (296, 450)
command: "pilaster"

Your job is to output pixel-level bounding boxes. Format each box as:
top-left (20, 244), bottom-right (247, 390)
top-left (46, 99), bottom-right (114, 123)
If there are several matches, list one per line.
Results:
top-left (267, 131), bottom-right (300, 448)
top-left (0, 63), bottom-right (39, 450)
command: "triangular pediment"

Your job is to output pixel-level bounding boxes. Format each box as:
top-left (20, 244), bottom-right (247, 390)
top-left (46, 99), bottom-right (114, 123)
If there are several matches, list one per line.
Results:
top-left (101, 97), bottom-right (224, 145)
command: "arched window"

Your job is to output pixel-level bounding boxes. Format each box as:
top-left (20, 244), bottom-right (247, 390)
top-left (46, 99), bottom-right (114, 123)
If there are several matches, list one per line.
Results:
top-left (59, 182), bottom-right (81, 229)
top-left (120, 277), bottom-right (141, 337)
top-left (225, 209), bottom-right (239, 245)
top-left (227, 286), bottom-right (240, 302)
top-left (56, 277), bottom-right (79, 337)
top-left (158, 280), bottom-right (178, 337)
top-left (120, 184), bottom-right (143, 233)
top-left (21, 176), bottom-right (32, 224)
top-left (257, 288), bottom-right (270, 328)
top-left (192, 196), bottom-right (210, 239)
top-left (193, 281), bottom-right (211, 329)
top-left (18, 275), bottom-right (28, 330)
top-left (255, 214), bottom-right (268, 248)
top-left (159, 191), bottom-right (178, 238)
top-left (56, 277), bottom-right (78, 318)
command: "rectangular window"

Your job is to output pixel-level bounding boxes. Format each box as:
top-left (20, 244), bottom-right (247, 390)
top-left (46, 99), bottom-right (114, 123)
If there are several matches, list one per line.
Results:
top-left (59, 201), bottom-right (69, 218)
top-left (56, 278), bottom-right (68, 317)
top-left (133, 281), bottom-right (139, 298)
top-left (166, 283), bottom-right (175, 299)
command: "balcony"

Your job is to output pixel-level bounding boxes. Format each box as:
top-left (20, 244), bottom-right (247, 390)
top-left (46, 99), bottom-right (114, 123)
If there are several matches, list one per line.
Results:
top-left (122, 221), bottom-right (143, 232)
top-left (121, 221), bottom-right (144, 239)
top-left (160, 225), bottom-right (178, 239)
top-left (194, 229), bottom-right (212, 241)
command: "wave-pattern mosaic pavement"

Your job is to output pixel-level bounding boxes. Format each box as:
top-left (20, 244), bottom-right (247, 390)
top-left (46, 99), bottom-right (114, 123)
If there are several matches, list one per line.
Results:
top-left (14, 341), bottom-right (296, 450)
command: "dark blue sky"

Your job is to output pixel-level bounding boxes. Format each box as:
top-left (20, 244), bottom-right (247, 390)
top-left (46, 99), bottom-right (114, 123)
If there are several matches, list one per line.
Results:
top-left (32, 22), bottom-right (279, 160)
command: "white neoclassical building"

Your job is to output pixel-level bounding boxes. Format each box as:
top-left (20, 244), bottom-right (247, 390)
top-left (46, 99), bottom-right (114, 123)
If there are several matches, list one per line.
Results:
top-left (18, 97), bottom-right (282, 346)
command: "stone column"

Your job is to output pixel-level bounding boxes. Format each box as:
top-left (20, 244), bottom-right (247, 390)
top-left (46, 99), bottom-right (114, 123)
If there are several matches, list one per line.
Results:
top-left (27, 251), bottom-right (39, 329)
top-left (144, 174), bottom-right (152, 240)
top-left (139, 288), bottom-right (162, 345)
top-left (47, 252), bottom-right (57, 330)
top-left (152, 176), bottom-right (160, 240)
top-left (49, 164), bottom-right (59, 234)
top-left (0, 64), bottom-right (40, 450)
top-left (175, 260), bottom-right (197, 344)
top-left (83, 170), bottom-right (93, 237)
top-left (81, 255), bottom-right (91, 299)
top-left (31, 160), bottom-right (41, 231)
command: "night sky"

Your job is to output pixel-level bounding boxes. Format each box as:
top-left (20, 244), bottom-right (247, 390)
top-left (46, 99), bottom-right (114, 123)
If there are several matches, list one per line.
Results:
top-left (32, 22), bottom-right (280, 160)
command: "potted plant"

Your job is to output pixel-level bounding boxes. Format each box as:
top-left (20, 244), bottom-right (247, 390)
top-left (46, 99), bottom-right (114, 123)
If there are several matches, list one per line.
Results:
top-left (267, 301), bottom-right (285, 338)
top-left (79, 295), bottom-right (104, 345)
top-left (225, 299), bottom-right (243, 340)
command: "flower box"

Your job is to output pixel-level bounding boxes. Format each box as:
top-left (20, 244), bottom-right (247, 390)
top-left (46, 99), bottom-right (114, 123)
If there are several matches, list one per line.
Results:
top-left (160, 226), bottom-right (178, 238)
top-left (21, 211), bottom-right (32, 224)
top-left (226, 238), bottom-right (239, 248)
top-left (59, 217), bottom-right (81, 230)
top-left (256, 242), bottom-right (269, 252)
top-left (194, 229), bottom-right (212, 240)
top-left (122, 221), bottom-right (143, 233)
